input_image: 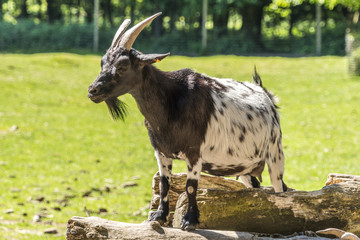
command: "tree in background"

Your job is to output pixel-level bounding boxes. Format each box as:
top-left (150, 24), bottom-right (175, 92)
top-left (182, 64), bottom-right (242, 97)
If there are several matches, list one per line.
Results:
top-left (238, 0), bottom-right (272, 50)
top-left (46, 0), bottom-right (62, 23)
top-left (0, 0), bottom-right (358, 55)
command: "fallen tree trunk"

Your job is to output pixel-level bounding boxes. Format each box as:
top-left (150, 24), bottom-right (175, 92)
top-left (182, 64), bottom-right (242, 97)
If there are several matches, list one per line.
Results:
top-left (173, 180), bottom-right (360, 235)
top-left (66, 216), bottom-right (332, 240)
top-left (67, 173), bottom-right (360, 239)
top-left (325, 173), bottom-right (360, 186)
top-left (150, 172), bottom-right (246, 226)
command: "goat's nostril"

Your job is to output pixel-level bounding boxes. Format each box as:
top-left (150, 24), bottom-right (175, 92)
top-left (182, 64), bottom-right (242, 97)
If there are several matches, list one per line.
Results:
top-left (89, 87), bottom-right (98, 94)
top-left (89, 81), bottom-right (104, 95)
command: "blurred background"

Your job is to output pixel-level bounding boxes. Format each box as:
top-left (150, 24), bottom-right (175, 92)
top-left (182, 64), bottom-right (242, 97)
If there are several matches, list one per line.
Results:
top-left (0, 0), bottom-right (359, 58)
top-left (1, 1), bottom-right (360, 239)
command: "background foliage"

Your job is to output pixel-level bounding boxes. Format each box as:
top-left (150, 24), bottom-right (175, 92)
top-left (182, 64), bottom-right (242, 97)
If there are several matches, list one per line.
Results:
top-left (1, 0), bottom-right (360, 239)
top-left (0, 0), bottom-right (359, 55)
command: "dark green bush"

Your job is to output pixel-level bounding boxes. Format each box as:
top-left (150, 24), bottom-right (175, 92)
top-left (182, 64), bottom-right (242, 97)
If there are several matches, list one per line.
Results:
top-left (0, 20), bottom-right (347, 55)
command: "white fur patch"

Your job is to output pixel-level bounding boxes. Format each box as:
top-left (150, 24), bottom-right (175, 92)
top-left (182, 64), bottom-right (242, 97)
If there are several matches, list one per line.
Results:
top-left (200, 77), bottom-right (281, 176)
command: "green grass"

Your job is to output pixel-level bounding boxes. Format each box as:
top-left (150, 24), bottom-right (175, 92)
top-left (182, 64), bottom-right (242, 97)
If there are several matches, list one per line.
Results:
top-left (0, 53), bottom-right (359, 239)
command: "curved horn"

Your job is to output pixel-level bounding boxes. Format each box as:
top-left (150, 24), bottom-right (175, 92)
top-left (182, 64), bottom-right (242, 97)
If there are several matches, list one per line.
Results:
top-left (110, 19), bottom-right (131, 50)
top-left (316, 228), bottom-right (346, 238)
top-left (342, 232), bottom-right (360, 240)
top-left (119, 12), bottom-right (162, 50)
top-left (316, 228), bottom-right (360, 240)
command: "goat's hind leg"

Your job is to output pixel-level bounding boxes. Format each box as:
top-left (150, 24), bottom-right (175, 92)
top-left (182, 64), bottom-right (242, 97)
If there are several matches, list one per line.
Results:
top-left (267, 137), bottom-right (287, 193)
top-left (239, 175), bottom-right (261, 188)
top-left (148, 150), bottom-right (173, 225)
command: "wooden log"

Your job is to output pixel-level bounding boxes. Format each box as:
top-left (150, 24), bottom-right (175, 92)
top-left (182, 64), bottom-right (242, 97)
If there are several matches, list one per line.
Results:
top-left (151, 172), bottom-right (246, 210)
top-left (325, 173), bottom-right (360, 186)
top-left (150, 172), bottom-right (245, 226)
top-left (173, 180), bottom-right (360, 236)
top-left (66, 216), bottom-right (334, 240)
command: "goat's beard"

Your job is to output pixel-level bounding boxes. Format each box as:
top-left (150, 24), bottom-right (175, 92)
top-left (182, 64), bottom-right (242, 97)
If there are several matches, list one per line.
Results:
top-left (105, 97), bottom-right (127, 121)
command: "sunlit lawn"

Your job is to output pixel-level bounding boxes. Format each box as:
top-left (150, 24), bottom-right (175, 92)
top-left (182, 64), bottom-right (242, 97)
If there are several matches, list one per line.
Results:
top-left (0, 53), bottom-right (359, 239)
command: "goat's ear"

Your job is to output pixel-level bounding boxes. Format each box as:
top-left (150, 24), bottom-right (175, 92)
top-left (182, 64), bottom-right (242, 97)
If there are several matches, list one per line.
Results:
top-left (137, 52), bottom-right (170, 65)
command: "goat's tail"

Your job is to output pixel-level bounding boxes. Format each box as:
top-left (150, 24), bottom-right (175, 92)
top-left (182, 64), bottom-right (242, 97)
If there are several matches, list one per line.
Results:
top-left (252, 66), bottom-right (279, 107)
top-left (252, 66), bottom-right (263, 87)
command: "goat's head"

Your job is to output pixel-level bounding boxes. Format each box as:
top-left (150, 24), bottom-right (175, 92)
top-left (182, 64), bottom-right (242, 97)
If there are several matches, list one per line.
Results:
top-left (88, 12), bottom-right (169, 120)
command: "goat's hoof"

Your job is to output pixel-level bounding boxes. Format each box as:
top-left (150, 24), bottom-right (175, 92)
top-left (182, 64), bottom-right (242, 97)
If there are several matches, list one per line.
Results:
top-left (148, 210), bottom-right (167, 225)
top-left (180, 220), bottom-right (197, 231)
top-left (180, 206), bottom-right (199, 231)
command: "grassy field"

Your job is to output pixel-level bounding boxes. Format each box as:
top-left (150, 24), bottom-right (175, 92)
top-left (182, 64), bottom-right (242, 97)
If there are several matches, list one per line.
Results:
top-left (0, 53), bottom-right (359, 239)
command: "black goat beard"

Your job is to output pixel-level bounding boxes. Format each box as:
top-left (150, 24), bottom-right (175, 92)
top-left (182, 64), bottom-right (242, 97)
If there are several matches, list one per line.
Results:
top-left (105, 97), bottom-right (127, 121)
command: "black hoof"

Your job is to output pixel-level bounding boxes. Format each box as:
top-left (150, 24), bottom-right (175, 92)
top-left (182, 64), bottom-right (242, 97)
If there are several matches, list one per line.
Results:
top-left (181, 220), bottom-right (197, 231)
top-left (180, 207), bottom-right (199, 231)
top-left (148, 210), bottom-right (167, 225)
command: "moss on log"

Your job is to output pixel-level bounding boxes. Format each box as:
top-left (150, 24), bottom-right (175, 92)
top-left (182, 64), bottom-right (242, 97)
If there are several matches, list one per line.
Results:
top-left (173, 181), bottom-right (360, 235)
top-left (150, 172), bottom-right (246, 226)
top-left (67, 173), bottom-right (360, 239)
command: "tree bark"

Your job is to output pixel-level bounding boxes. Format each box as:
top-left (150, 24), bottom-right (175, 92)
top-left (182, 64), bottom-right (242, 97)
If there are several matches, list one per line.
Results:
top-left (150, 172), bottom-right (246, 226)
top-left (19, 0), bottom-right (29, 19)
top-left (129, 0), bottom-right (135, 25)
top-left (104, 0), bottom-right (113, 27)
top-left (46, 0), bottom-right (62, 23)
top-left (173, 177), bottom-right (360, 236)
top-left (240, 0), bottom-right (271, 50)
top-left (325, 173), bottom-right (360, 185)
top-left (66, 216), bottom-right (334, 240)
top-left (84, 0), bottom-right (93, 23)
top-left (212, 0), bottom-right (229, 35)
top-left (67, 174), bottom-right (360, 239)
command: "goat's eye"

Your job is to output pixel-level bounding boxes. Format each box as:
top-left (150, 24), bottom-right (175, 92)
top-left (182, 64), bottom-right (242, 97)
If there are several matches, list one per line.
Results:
top-left (115, 61), bottom-right (130, 73)
top-left (116, 66), bottom-right (128, 74)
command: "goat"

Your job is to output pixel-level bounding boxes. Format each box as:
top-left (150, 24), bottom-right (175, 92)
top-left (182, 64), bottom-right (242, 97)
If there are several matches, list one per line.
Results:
top-left (87, 12), bottom-right (287, 231)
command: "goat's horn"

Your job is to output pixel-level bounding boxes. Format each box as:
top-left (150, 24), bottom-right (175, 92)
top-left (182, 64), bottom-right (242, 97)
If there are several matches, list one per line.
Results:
top-left (316, 228), bottom-right (346, 238)
top-left (342, 232), bottom-right (360, 240)
top-left (316, 228), bottom-right (360, 240)
top-left (110, 19), bottom-right (131, 50)
top-left (119, 12), bottom-right (162, 50)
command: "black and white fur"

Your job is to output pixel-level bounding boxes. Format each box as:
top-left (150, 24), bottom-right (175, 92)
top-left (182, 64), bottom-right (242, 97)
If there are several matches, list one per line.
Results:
top-left (142, 67), bottom-right (287, 230)
top-left (87, 13), bottom-right (287, 231)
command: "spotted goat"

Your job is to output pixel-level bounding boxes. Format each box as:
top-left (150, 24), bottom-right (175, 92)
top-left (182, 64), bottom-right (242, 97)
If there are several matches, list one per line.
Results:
top-left (87, 12), bottom-right (287, 231)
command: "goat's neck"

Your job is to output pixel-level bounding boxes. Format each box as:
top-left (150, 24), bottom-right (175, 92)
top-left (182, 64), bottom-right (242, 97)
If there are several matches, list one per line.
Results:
top-left (130, 65), bottom-right (176, 127)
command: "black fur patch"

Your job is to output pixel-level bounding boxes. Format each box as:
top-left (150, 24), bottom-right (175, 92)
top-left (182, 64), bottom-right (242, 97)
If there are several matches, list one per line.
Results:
top-left (105, 97), bottom-right (127, 121)
top-left (168, 165), bottom-right (172, 171)
top-left (149, 175), bottom-right (170, 223)
top-left (160, 176), bottom-right (170, 200)
top-left (254, 146), bottom-right (259, 157)
top-left (251, 176), bottom-right (261, 188)
top-left (133, 66), bottom-right (221, 167)
top-left (202, 163), bottom-right (245, 176)
top-left (228, 148), bottom-right (233, 156)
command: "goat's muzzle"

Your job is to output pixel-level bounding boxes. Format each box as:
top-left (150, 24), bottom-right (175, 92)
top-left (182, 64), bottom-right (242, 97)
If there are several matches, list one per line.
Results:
top-left (88, 82), bottom-right (107, 103)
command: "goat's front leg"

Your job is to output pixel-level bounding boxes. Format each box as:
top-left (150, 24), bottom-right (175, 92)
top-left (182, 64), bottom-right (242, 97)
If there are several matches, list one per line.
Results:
top-left (181, 159), bottom-right (202, 231)
top-left (149, 150), bottom-right (173, 225)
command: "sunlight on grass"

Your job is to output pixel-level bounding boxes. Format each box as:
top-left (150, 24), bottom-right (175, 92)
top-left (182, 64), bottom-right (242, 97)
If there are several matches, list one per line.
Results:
top-left (0, 53), bottom-right (359, 239)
